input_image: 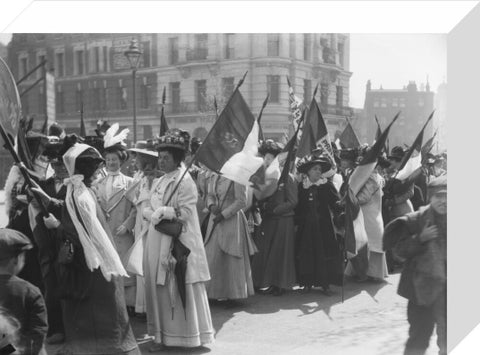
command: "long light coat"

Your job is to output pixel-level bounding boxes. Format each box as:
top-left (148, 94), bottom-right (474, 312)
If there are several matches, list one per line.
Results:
top-left (94, 173), bottom-right (137, 288)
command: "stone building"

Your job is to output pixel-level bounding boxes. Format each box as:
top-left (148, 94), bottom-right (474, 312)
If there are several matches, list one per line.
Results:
top-left (363, 80), bottom-right (435, 148)
top-left (7, 33), bottom-right (353, 144)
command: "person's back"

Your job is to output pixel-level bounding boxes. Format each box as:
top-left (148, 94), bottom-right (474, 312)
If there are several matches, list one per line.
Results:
top-left (0, 228), bottom-right (47, 355)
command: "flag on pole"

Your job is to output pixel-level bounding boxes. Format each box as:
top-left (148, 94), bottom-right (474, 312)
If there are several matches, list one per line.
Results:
top-left (159, 86), bottom-right (169, 136)
top-left (421, 130), bottom-right (437, 164)
top-left (396, 111), bottom-right (434, 181)
top-left (374, 115), bottom-right (382, 143)
top-left (344, 112), bottom-right (400, 258)
top-left (339, 119), bottom-right (361, 149)
top-left (80, 101), bottom-right (86, 137)
top-left (286, 76), bottom-right (304, 132)
top-left (195, 84), bottom-right (264, 187)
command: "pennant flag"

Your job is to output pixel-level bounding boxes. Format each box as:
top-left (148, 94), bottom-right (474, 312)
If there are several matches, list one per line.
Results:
top-left (421, 130), bottom-right (437, 163)
top-left (286, 76), bottom-right (304, 132)
top-left (160, 86), bottom-right (169, 136)
top-left (374, 115), bottom-right (382, 143)
top-left (80, 101), bottom-right (86, 137)
top-left (339, 119), bottom-right (361, 149)
top-left (296, 97), bottom-right (335, 164)
top-left (396, 111), bottom-right (434, 181)
top-left (344, 112), bottom-right (400, 258)
top-left (257, 93), bottom-right (269, 142)
top-left (195, 82), bottom-right (264, 187)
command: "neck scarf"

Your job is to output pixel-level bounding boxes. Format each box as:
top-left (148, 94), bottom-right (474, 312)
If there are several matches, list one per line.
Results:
top-left (63, 145), bottom-right (127, 281)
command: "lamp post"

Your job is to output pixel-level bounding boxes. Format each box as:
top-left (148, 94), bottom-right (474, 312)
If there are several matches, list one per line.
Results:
top-left (124, 38), bottom-right (142, 143)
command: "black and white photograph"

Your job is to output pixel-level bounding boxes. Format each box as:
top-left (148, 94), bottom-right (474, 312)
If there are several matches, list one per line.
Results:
top-left (2, 1), bottom-right (475, 353)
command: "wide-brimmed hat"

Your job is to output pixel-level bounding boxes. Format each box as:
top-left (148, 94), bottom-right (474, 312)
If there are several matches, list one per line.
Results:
top-left (258, 139), bottom-right (284, 157)
top-left (388, 146), bottom-right (406, 160)
top-left (156, 129), bottom-right (190, 152)
top-left (129, 139), bottom-right (158, 157)
top-left (296, 153), bottom-right (332, 174)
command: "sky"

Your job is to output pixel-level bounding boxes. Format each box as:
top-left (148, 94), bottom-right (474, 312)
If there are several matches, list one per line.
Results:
top-left (349, 34), bottom-right (447, 108)
top-left (0, 33), bottom-right (447, 109)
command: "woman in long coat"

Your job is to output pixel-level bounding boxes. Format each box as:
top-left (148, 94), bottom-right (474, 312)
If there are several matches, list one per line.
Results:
top-left (252, 140), bottom-right (297, 295)
top-left (142, 129), bottom-right (214, 352)
top-left (127, 140), bottom-right (160, 315)
top-left (94, 124), bottom-right (137, 311)
top-left (294, 153), bottom-right (344, 294)
top-left (33, 136), bottom-right (139, 355)
top-left (204, 173), bottom-right (257, 300)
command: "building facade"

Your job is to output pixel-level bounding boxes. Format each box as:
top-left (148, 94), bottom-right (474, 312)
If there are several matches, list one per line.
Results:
top-left (7, 33), bottom-right (353, 144)
top-left (363, 80), bottom-right (435, 148)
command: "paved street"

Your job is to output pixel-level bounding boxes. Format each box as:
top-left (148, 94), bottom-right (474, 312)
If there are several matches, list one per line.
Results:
top-left (0, 193), bottom-right (438, 355)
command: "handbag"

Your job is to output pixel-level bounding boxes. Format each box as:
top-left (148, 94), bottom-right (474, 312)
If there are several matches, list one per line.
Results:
top-left (58, 239), bottom-right (74, 265)
top-left (155, 218), bottom-right (183, 239)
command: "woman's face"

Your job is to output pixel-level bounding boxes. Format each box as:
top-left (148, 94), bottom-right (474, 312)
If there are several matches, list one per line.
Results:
top-left (263, 153), bottom-right (275, 167)
top-left (105, 153), bottom-right (121, 172)
top-left (158, 151), bottom-right (177, 173)
top-left (133, 153), bottom-right (144, 171)
top-left (307, 164), bottom-right (323, 183)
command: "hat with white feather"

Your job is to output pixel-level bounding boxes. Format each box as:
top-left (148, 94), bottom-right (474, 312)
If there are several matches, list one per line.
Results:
top-left (103, 123), bottom-right (130, 162)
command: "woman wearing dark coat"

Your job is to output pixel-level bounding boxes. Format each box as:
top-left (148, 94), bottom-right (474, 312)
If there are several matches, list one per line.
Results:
top-left (294, 153), bottom-right (344, 294)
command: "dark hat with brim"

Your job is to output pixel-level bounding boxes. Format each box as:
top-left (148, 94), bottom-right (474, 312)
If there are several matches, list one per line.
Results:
top-left (0, 228), bottom-right (33, 260)
top-left (388, 146), bottom-right (406, 160)
top-left (156, 129), bottom-right (190, 152)
top-left (296, 154), bottom-right (332, 174)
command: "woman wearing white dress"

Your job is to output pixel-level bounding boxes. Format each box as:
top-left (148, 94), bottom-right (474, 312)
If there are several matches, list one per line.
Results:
top-left (142, 129), bottom-right (214, 352)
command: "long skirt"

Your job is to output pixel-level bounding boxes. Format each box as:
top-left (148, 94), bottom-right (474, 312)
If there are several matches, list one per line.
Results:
top-left (345, 251), bottom-right (388, 280)
top-left (205, 231), bottom-right (254, 300)
top-left (61, 270), bottom-right (139, 355)
top-left (145, 278), bottom-right (215, 347)
top-left (252, 216), bottom-right (296, 290)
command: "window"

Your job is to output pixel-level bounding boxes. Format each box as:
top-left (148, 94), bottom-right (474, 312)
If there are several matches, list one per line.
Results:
top-left (392, 98), bottom-right (398, 107)
top-left (225, 34), bottom-right (235, 59)
top-left (338, 42), bottom-right (345, 67)
top-left (141, 82), bottom-right (150, 109)
top-left (117, 87), bottom-right (127, 110)
top-left (170, 82), bottom-right (180, 113)
top-left (101, 88), bottom-right (108, 110)
top-left (267, 75), bottom-right (280, 103)
top-left (373, 99), bottom-right (379, 108)
top-left (195, 80), bottom-right (207, 110)
top-left (103, 46), bottom-right (109, 72)
top-left (169, 37), bottom-right (179, 64)
top-left (19, 56), bottom-right (28, 78)
top-left (418, 97), bottom-right (425, 107)
top-left (56, 85), bottom-right (64, 113)
top-left (75, 88), bottom-right (83, 112)
top-left (55, 52), bottom-right (65, 77)
top-left (75, 50), bottom-right (85, 75)
top-left (336, 86), bottom-right (343, 107)
top-left (267, 34), bottom-right (280, 56)
top-left (93, 47), bottom-right (101, 73)
top-left (222, 77), bottom-right (235, 99)
top-left (380, 97), bottom-right (387, 108)
top-left (37, 54), bottom-right (46, 79)
top-left (303, 34), bottom-right (311, 61)
top-left (192, 34), bottom-right (208, 60)
top-left (142, 41), bottom-right (151, 67)
top-left (304, 79), bottom-right (311, 102)
top-left (399, 98), bottom-right (406, 107)
top-left (320, 83), bottom-right (329, 106)
top-left (92, 88), bottom-right (101, 110)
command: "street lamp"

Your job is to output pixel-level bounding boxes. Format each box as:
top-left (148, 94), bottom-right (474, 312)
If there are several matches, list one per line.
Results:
top-left (124, 38), bottom-right (142, 143)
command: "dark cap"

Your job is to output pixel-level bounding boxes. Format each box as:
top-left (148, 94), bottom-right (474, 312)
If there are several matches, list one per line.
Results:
top-left (0, 228), bottom-right (33, 260)
top-left (428, 175), bottom-right (447, 196)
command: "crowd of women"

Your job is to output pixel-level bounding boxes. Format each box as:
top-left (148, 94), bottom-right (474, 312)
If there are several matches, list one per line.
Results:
top-left (1, 118), bottom-right (447, 354)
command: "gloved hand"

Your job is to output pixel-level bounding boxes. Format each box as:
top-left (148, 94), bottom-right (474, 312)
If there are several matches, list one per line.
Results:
top-left (143, 207), bottom-right (154, 221)
top-left (418, 220), bottom-right (439, 243)
top-left (151, 206), bottom-right (176, 224)
top-left (43, 213), bottom-right (60, 229)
